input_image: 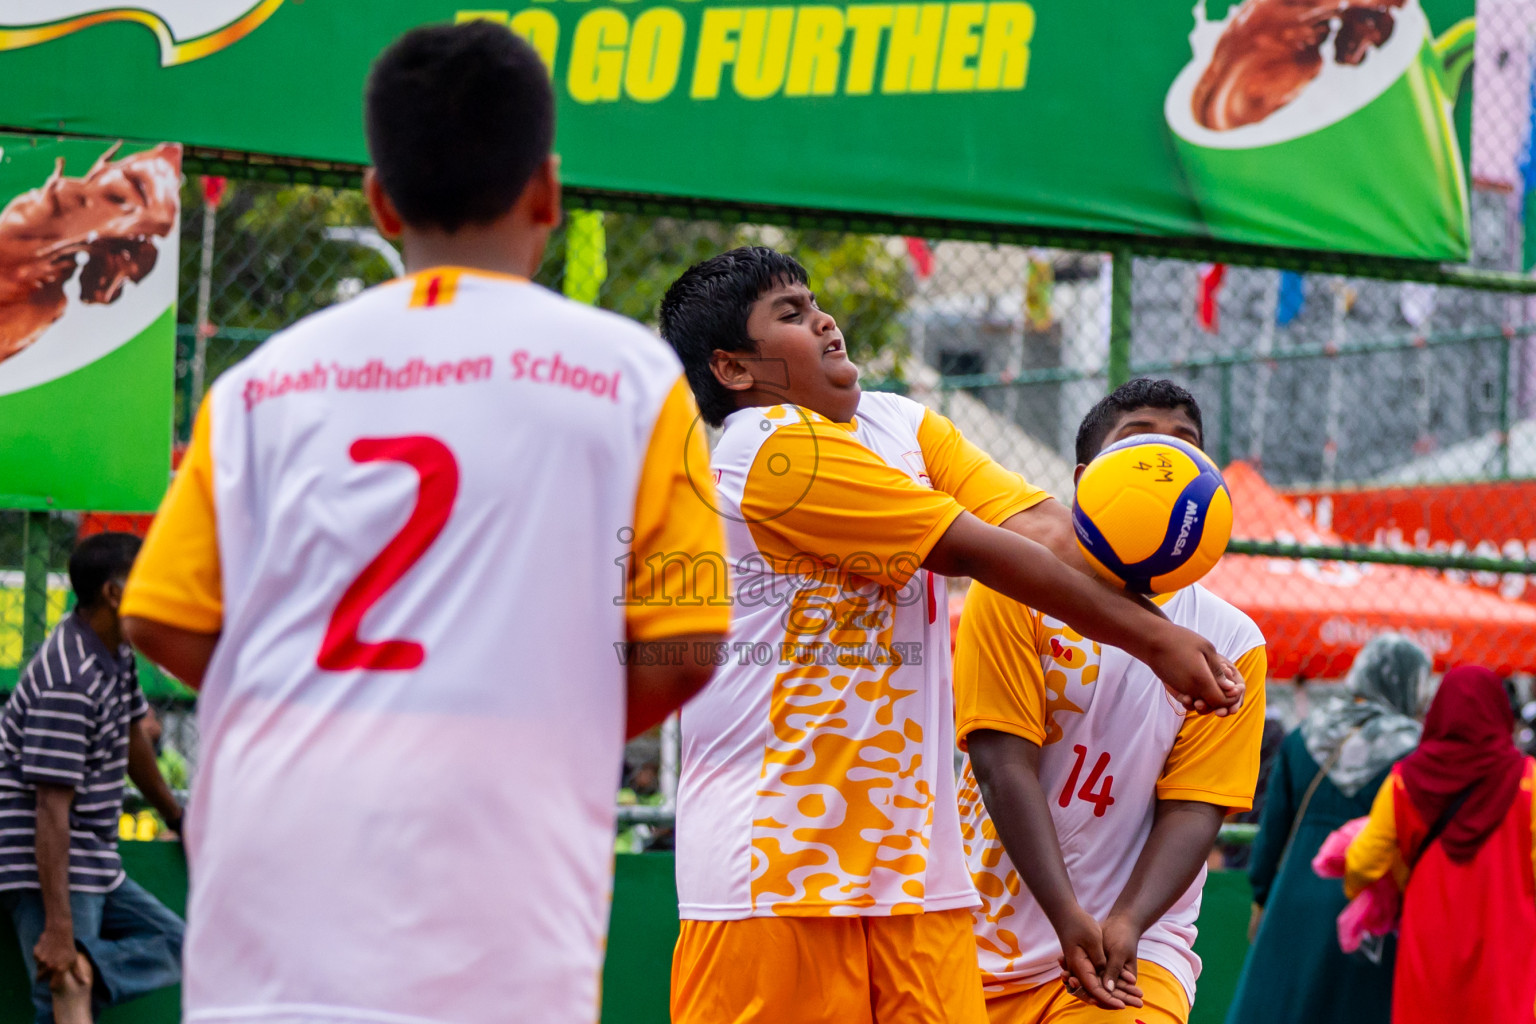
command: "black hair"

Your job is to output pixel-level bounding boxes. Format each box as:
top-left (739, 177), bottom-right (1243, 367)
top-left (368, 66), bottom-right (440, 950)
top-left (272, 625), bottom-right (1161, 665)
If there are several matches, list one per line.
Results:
top-left (658, 246), bottom-right (810, 427)
top-left (1075, 378), bottom-right (1204, 465)
top-left (364, 22), bottom-right (554, 233)
top-left (69, 532), bottom-right (141, 610)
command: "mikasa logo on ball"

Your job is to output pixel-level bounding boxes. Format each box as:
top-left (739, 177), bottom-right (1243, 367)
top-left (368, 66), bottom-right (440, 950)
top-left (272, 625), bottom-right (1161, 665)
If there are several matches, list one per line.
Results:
top-left (1072, 432), bottom-right (1233, 595)
top-left (1171, 499), bottom-right (1200, 557)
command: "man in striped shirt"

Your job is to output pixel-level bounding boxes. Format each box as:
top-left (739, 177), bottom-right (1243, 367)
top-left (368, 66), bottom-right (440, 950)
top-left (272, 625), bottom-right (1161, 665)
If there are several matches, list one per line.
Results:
top-left (0, 533), bottom-right (184, 1024)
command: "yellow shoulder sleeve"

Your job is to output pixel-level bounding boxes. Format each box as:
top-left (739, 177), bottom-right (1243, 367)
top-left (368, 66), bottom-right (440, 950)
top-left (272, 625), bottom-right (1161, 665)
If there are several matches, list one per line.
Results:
top-left (953, 583), bottom-right (1048, 749)
top-left (1158, 645), bottom-right (1269, 810)
top-left (122, 396), bottom-right (224, 633)
top-left (1345, 773), bottom-right (1405, 898)
top-left (742, 415), bottom-right (963, 588)
top-left (625, 377), bottom-right (731, 642)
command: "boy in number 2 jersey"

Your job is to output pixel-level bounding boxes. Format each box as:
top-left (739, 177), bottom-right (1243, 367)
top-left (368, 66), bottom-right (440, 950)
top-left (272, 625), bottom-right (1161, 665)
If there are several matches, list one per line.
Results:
top-left (120, 25), bottom-right (728, 1024)
top-left (956, 379), bottom-right (1268, 1024)
top-left (658, 250), bottom-right (1241, 1024)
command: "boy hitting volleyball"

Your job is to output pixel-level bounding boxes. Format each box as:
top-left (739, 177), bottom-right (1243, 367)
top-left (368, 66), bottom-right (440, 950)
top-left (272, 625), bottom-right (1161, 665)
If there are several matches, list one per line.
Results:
top-left (658, 249), bottom-right (1240, 1023)
top-left (120, 24), bottom-right (727, 1024)
top-left (956, 379), bottom-right (1268, 1024)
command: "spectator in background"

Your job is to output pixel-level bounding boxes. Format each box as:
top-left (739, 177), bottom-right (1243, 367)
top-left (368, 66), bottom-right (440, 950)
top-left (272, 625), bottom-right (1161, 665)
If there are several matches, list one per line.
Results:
top-left (1214, 714), bottom-right (1287, 871)
top-left (0, 534), bottom-right (184, 1024)
top-left (616, 758), bottom-right (667, 854)
top-left (137, 707), bottom-right (189, 794)
top-left (1519, 696), bottom-right (1536, 756)
top-left (116, 709), bottom-right (188, 842)
top-left (1345, 666), bottom-right (1536, 1024)
top-left (1224, 634), bottom-right (1431, 1024)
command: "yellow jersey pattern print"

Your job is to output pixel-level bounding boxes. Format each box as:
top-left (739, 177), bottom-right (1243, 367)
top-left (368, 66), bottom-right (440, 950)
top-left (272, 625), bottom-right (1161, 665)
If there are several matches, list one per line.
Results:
top-left (676, 391), bottom-right (1050, 922)
top-left (953, 579), bottom-right (1268, 1001)
top-left (751, 581), bottom-right (933, 915)
top-left (956, 603), bottom-right (1099, 986)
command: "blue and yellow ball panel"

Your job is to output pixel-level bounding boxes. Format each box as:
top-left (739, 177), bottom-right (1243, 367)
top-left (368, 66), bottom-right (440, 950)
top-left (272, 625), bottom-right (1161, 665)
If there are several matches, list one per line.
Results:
top-left (1071, 434), bottom-right (1233, 594)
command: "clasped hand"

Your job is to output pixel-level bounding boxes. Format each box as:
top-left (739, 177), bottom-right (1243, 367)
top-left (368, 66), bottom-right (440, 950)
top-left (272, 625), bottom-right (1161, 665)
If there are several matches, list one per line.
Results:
top-left (1055, 909), bottom-right (1145, 1011)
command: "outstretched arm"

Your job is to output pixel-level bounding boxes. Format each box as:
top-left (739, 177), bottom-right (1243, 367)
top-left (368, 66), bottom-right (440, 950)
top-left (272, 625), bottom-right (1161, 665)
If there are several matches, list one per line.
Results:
top-left (998, 497), bottom-right (1094, 575)
top-left (924, 512), bottom-right (1237, 713)
top-left (969, 730), bottom-right (1140, 1010)
top-left (914, 410), bottom-right (1093, 579)
top-left (739, 418), bottom-right (1237, 714)
top-left (1001, 500), bottom-right (1190, 636)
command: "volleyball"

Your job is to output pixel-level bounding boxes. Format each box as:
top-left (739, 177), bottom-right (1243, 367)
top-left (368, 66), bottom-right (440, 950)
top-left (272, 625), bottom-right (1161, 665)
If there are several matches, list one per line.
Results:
top-left (1071, 434), bottom-right (1233, 594)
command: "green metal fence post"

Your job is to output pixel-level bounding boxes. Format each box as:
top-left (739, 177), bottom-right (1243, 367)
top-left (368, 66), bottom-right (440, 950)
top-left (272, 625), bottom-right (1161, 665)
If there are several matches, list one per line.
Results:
top-left (20, 511), bottom-right (49, 664)
top-left (176, 326), bottom-right (198, 445)
top-left (1108, 247), bottom-right (1133, 390)
top-left (1219, 361), bottom-right (1233, 468)
top-left (1499, 332), bottom-right (1512, 480)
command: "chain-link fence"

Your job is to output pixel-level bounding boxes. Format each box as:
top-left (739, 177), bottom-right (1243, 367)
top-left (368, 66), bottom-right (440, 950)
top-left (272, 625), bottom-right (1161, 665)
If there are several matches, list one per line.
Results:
top-left (914, 224), bottom-right (1536, 726)
top-left (8, 149), bottom-right (1536, 799)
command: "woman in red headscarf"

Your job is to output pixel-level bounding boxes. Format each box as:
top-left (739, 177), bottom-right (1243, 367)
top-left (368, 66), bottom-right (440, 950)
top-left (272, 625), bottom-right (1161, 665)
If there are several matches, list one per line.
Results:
top-left (1344, 666), bottom-right (1536, 1024)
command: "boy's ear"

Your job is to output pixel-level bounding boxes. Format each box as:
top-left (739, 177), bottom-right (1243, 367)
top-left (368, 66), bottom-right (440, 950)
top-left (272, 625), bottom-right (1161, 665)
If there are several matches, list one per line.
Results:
top-left (710, 349), bottom-right (756, 392)
top-left (1073, 463), bottom-right (1086, 487)
top-left (363, 169), bottom-right (403, 241)
top-left (520, 154), bottom-right (562, 229)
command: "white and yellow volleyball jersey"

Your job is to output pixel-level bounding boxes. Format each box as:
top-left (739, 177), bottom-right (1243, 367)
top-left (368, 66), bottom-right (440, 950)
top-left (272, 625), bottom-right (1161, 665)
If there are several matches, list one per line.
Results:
top-left (675, 391), bottom-right (1048, 920)
top-left (954, 582), bottom-right (1266, 1003)
top-left (122, 268), bottom-right (729, 1024)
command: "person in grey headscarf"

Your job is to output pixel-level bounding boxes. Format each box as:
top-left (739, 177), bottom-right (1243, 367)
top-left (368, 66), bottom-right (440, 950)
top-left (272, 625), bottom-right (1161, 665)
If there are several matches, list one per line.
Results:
top-left (1225, 635), bottom-right (1432, 1024)
top-left (1300, 635), bottom-right (1430, 799)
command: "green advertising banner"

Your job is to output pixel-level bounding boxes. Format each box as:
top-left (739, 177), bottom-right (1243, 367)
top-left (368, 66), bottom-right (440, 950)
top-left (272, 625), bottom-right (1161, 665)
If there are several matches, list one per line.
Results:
top-left (0, 135), bottom-right (178, 512)
top-left (0, 1), bottom-right (1475, 260)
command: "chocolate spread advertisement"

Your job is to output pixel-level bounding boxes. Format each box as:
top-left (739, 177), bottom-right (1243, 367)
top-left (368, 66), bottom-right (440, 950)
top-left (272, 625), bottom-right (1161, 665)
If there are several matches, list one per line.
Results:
top-left (0, 0), bottom-right (1475, 259)
top-left (0, 136), bottom-right (178, 511)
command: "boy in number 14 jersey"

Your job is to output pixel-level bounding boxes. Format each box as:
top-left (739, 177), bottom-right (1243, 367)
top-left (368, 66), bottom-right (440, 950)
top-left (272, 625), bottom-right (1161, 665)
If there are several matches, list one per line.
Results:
top-left (956, 379), bottom-right (1268, 1024)
top-left (120, 25), bottom-right (728, 1024)
top-left (658, 250), bottom-right (1242, 1024)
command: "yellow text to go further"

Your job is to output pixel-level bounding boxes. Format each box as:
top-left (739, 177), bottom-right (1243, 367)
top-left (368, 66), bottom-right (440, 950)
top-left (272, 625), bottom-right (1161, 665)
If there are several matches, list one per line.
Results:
top-left (458, 2), bottom-right (1035, 103)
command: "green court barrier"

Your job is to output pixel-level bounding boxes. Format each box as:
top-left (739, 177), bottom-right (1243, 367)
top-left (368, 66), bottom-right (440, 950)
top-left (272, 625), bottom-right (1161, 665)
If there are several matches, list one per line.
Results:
top-left (1189, 868), bottom-right (1254, 1024)
top-left (0, 848), bottom-right (1255, 1022)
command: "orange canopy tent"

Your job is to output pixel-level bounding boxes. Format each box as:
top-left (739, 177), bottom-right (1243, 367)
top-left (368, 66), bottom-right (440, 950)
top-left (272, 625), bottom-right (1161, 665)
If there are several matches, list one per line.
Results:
top-left (949, 461), bottom-right (1536, 677)
top-left (1198, 462), bottom-right (1536, 678)
top-left (1286, 477), bottom-right (1536, 606)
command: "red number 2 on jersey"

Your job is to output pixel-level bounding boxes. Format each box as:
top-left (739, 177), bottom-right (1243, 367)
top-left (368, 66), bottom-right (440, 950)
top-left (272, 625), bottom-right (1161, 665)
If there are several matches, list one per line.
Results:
top-left (1058, 744), bottom-right (1116, 817)
top-left (317, 436), bottom-right (460, 672)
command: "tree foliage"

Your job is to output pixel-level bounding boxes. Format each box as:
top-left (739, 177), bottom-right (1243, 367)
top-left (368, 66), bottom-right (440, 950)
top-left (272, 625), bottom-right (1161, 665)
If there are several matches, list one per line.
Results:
top-left (537, 215), bottom-right (911, 372)
top-left (175, 182), bottom-right (915, 436)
